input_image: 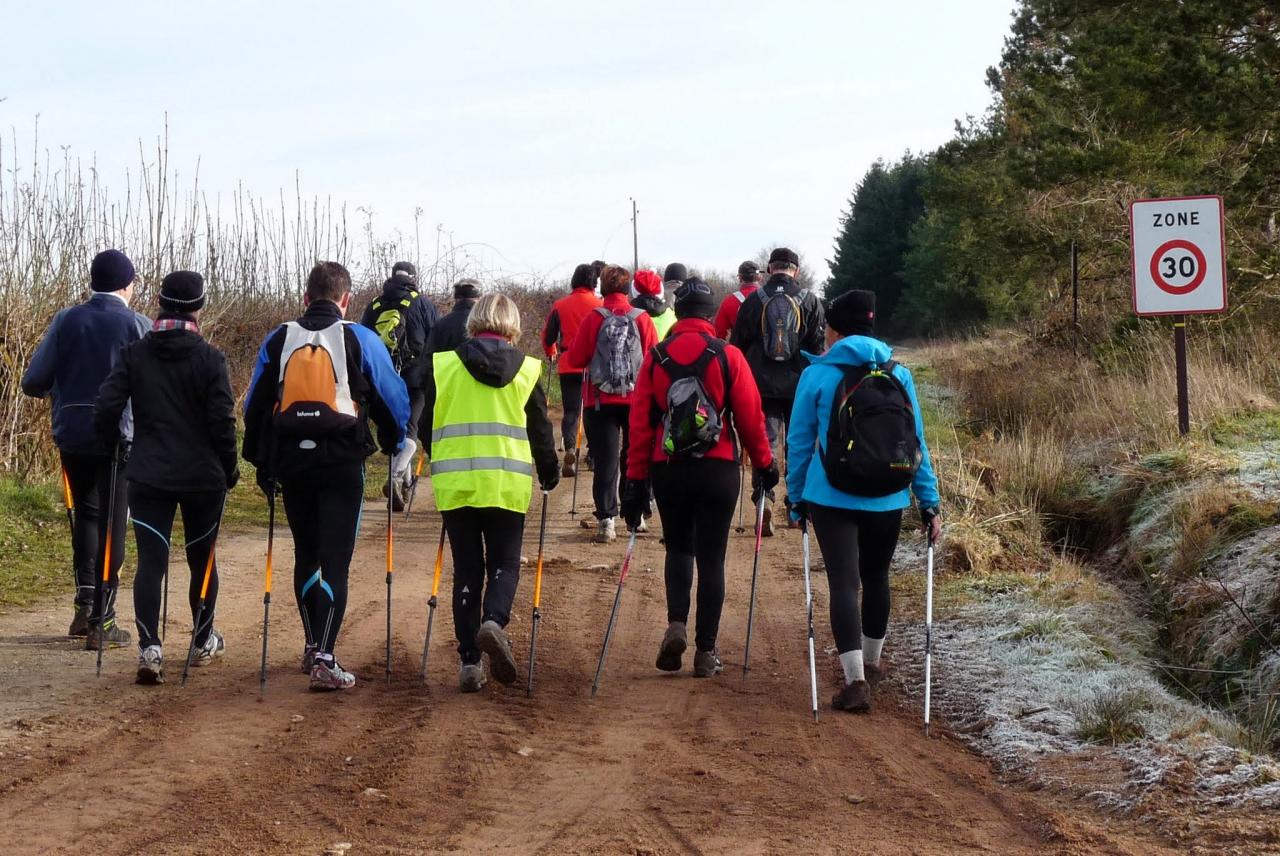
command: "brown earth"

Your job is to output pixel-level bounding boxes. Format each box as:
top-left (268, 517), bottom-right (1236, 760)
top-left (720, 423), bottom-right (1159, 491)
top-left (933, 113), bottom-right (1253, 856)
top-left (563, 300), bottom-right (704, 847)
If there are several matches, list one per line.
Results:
top-left (0, 480), bottom-right (1187, 855)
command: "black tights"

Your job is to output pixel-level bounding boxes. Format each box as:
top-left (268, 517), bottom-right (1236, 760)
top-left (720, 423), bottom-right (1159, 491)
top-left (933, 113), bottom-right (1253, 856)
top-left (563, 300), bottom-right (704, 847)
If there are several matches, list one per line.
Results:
top-left (441, 506), bottom-right (525, 665)
top-left (809, 505), bottom-right (903, 653)
top-left (60, 450), bottom-right (128, 619)
top-left (584, 403), bottom-right (630, 520)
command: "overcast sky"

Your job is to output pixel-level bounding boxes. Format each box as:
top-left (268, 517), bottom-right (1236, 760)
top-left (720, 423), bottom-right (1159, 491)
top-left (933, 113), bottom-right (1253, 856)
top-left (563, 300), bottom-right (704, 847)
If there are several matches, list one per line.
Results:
top-left (2, 1), bottom-right (1015, 285)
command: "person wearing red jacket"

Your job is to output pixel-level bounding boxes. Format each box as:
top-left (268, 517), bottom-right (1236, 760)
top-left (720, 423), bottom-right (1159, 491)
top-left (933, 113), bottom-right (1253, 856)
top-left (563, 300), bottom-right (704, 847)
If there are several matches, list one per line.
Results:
top-left (565, 264), bottom-right (658, 543)
top-left (713, 260), bottom-right (762, 339)
top-left (621, 278), bottom-right (779, 677)
top-left (541, 263), bottom-right (604, 476)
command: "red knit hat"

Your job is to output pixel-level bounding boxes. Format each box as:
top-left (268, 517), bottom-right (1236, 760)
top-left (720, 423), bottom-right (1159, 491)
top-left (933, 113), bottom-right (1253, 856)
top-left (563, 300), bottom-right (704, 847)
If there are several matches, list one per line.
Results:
top-left (632, 269), bottom-right (664, 298)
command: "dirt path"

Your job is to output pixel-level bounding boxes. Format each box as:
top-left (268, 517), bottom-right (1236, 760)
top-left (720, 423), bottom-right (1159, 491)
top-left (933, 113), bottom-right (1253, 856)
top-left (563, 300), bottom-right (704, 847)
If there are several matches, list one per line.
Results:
top-left (0, 480), bottom-right (1181, 855)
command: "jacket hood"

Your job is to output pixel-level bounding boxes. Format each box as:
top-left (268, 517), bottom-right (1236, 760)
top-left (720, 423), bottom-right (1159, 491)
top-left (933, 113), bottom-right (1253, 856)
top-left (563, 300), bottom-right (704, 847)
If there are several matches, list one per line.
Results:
top-left (805, 334), bottom-right (892, 368)
top-left (381, 277), bottom-right (418, 300)
top-left (456, 336), bottom-right (525, 388)
top-left (763, 273), bottom-right (800, 297)
top-left (633, 294), bottom-right (667, 317)
top-left (149, 328), bottom-right (204, 360)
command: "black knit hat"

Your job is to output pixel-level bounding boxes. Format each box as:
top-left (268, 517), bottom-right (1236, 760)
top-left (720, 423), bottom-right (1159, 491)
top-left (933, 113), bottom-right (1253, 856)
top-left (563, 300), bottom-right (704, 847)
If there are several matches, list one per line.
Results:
top-left (662, 262), bottom-right (688, 283)
top-left (392, 261), bottom-right (417, 281)
top-left (768, 247), bottom-right (800, 268)
top-left (828, 289), bottom-right (876, 336)
top-left (159, 270), bottom-right (206, 313)
top-left (570, 263), bottom-right (593, 289)
top-left (673, 277), bottom-right (716, 320)
top-left (90, 249), bottom-right (136, 293)
top-left (453, 277), bottom-right (481, 299)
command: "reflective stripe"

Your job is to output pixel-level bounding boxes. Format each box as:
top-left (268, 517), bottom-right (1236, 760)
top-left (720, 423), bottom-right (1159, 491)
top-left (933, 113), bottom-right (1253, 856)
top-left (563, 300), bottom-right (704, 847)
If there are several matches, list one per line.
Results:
top-left (431, 457), bottom-right (535, 476)
top-left (431, 422), bottom-right (529, 443)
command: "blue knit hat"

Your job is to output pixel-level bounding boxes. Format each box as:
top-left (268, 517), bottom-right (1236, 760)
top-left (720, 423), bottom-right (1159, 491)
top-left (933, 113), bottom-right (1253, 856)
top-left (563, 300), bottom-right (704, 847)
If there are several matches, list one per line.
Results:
top-left (90, 249), bottom-right (136, 292)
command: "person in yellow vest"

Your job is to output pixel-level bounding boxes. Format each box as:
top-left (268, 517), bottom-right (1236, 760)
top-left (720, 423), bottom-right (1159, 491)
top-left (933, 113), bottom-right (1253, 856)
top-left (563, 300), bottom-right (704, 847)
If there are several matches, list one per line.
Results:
top-left (424, 292), bottom-right (560, 692)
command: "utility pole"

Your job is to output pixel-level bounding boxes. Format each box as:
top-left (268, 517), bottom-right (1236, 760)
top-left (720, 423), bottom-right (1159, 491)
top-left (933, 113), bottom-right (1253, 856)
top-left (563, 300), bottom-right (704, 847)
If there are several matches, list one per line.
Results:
top-left (631, 198), bottom-right (639, 283)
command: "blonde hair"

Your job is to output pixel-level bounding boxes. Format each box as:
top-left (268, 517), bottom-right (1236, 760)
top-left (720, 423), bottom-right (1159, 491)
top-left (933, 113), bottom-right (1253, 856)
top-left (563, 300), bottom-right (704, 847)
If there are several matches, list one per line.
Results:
top-left (466, 292), bottom-right (522, 342)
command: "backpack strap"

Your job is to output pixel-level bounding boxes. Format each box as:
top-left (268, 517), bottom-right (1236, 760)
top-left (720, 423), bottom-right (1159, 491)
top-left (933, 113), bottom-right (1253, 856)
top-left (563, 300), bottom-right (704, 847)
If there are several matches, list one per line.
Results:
top-left (594, 306), bottom-right (612, 320)
top-left (625, 307), bottom-right (645, 322)
top-left (733, 290), bottom-right (748, 304)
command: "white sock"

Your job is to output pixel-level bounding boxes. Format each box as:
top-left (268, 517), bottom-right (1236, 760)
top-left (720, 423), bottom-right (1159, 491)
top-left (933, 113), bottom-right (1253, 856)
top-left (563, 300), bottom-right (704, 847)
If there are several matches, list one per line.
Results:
top-left (839, 649), bottom-right (865, 684)
top-left (862, 635), bottom-right (885, 666)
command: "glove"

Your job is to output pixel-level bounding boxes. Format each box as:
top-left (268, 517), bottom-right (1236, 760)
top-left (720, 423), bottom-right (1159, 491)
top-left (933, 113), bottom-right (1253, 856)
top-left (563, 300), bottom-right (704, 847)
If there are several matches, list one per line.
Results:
top-left (755, 461), bottom-right (780, 493)
top-left (391, 438), bottom-right (417, 481)
top-left (540, 473), bottom-right (560, 493)
top-left (786, 497), bottom-right (808, 525)
top-left (256, 468), bottom-right (277, 498)
top-left (620, 479), bottom-right (651, 531)
top-left (920, 505), bottom-right (942, 543)
top-left (226, 468), bottom-right (241, 491)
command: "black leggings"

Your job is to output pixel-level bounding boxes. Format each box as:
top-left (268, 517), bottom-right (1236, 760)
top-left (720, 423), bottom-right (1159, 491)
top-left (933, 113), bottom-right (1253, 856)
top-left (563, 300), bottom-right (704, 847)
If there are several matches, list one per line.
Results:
top-left (584, 403), bottom-right (630, 520)
top-left (281, 464), bottom-right (364, 655)
top-left (129, 484), bottom-right (225, 649)
top-left (61, 449), bottom-right (129, 620)
top-left (652, 459), bottom-right (740, 651)
top-left (559, 373), bottom-right (584, 452)
top-left (441, 506), bottom-right (525, 665)
top-left (809, 505), bottom-right (903, 652)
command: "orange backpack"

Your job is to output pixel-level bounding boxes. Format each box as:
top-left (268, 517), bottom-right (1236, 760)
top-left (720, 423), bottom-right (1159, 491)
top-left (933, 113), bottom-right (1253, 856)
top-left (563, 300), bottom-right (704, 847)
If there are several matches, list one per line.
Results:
top-left (274, 321), bottom-right (359, 439)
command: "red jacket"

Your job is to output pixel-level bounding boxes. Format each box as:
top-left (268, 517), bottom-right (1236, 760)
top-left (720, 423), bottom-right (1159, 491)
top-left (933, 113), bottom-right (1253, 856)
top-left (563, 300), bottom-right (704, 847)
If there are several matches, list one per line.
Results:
top-left (713, 284), bottom-right (760, 339)
top-left (542, 287), bottom-right (604, 373)
top-left (627, 317), bottom-right (773, 481)
top-left (566, 292), bottom-right (659, 408)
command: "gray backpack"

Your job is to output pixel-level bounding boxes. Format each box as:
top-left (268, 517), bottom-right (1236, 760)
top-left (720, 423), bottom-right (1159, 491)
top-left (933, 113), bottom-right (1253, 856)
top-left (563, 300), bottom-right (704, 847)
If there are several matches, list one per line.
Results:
top-left (588, 307), bottom-right (645, 395)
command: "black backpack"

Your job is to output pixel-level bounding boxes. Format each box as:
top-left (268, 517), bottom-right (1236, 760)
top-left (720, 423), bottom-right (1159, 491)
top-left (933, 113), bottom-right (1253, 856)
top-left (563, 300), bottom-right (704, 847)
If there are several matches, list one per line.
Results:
top-left (654, 335), bottom-right (731, 459)
top-left (760, 288), bottom-right (805, 362)
top-left (822, 360), bottom-right (921, 497)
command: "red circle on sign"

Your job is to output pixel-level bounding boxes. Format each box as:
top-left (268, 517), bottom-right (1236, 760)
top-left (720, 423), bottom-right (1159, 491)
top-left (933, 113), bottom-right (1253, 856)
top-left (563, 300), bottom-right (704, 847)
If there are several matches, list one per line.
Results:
top-left (1150, 239), bottom-right (1207, 295)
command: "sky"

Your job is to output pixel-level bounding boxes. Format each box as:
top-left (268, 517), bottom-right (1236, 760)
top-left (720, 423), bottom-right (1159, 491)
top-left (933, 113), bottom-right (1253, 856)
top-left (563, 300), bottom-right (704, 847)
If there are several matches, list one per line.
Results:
top-left (1, 0), bottom-right (1016, 285)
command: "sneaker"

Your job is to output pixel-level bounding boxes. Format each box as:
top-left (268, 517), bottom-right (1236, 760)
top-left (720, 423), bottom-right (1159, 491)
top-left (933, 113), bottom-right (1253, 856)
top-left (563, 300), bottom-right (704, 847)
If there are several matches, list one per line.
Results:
top-left (310, 656), bottom-right (356, 691)
top-left (635, 518), bottom-right (649, 534)
top-left (832, 680), bottom-right (871, 713)
top-left (301, 642), bottom-right (319, 674)
top-left (68, 606), bottom-right (92, 637)
top-left (585, 453), bottom-right (595, 472)
top-left (476, 620), bottom-right (519, 685)
top-left (85, 621), bottom-right (132, 651)
top-left (593, 517), bottom-right (617, 544)
top-left (136, 645), bottom-right (164, 685)
top-left (459, 662), bottom-right (487, 693)
top-left (190, 629), bottom-right (225, 667)
top-left (693, 649), bottom-right (723, 678)
top-left (561, 450), bottom-right (577, 479)
top-left (760, 503), bottom-right (775, 538)
top-left (382, 480), bottom-right (405, 513)
top-left (655, 621), bottom-right (687, 672)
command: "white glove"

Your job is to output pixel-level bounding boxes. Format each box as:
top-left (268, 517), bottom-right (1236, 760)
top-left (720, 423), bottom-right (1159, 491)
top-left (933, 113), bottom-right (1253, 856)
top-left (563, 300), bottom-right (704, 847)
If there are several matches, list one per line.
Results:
top-left (391, 438), bottom-right (417, 481)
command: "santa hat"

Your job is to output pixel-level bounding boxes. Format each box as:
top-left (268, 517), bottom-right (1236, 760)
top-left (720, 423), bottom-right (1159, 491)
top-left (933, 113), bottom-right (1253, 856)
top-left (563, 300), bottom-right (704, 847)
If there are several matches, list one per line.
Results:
top-left (632, 269), bottom-right (664, 299)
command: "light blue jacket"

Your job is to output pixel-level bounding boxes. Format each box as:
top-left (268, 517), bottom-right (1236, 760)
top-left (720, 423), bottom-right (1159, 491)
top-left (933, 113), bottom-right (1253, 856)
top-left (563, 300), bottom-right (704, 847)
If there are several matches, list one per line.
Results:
top-left (786, 335), bottom-right (940, 514)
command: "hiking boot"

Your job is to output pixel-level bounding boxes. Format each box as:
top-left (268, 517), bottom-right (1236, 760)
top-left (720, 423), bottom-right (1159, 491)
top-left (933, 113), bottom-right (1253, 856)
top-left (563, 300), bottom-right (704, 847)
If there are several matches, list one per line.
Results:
top-left (832, 680), bottom-right (871, 713)
top-left (760, 503), bottom-right (775, 538)
top-left (655, 621), bottom-right (687, 672)
top-left (693, 649), bottom-right (723, 678)
top-left (68, 606), bottom-right (92, 637)
top-left (585, 453), bottom-right (594, 472)
top-left (85, 621), bottom-right (131, 651)
top-left (864, 661), bottom-right (887, 686)
top-left (301, 642), bottom-right (319, 674)
top-left (382, 480), bottom-right (405, 513)
top-left (310, 656), bottom-right (356, 691)
top-left (561, 450), bottom-right (577, 479)
top-left (190, 629), bottom-right (225, 667)
top-left (459, 662), bottom-right (487, 693)
top-left (593, 517), bottom-right (617, 544)
top-left (136, 645), bottom-right (164, 685)
top-left (636, 517), bottom-right (649, 534)
top-left (476, 620), bottom-right (518, 685)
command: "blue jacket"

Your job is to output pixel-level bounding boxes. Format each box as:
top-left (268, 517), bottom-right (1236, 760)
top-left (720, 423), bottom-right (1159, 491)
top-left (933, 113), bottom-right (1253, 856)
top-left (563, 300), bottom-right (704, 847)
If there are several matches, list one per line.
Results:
top-left (786, 335), bottom-right (940, 514)
top-left (21, 292), bottom-right (150, 455)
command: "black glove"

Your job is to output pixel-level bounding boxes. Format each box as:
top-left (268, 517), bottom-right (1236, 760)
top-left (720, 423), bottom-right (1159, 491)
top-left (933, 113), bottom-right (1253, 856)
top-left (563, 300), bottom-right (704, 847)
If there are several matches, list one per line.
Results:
top-left (256, 468), bottom-right (277, 498)
top-left (786, 497), bottom-right (809, 525)
top-left (755, 461), bottom-right (780, 492)
top-left (920, 505), bottom-right (941, 542)
top-left (540, 473), bottom-right (560, 493)
top-left (226, 468), bottom-right (241, 491)
top-left (620, 479), bottom-right (651, 531)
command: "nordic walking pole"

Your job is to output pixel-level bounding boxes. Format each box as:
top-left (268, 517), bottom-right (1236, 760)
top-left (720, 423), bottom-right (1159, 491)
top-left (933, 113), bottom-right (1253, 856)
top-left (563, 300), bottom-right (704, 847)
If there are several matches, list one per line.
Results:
top-left (95, 447), bottom-right (122, 677)
top-left (60, 469), bottom-right (74, 536)
top-left (259, 478), bottom-right (277, 693)
top-left (741, 497), bottom-right (768, 680)
top-left (801, 520), bottom-right (819, 722)
top-left (568, 390), bottom-right (585, 518)
top-left (404, 453), bottom-right (425, 519)
top-left (386, 455), bottom-right (395, 683)
top-left (526, 490), bottom-right (550, 697)
top-left (924, 528), bottom-right (936, 737)
top-left (591, 529), bottom-right (639, 698)
top-left (182, 493), bottom-right (229, 687)
top-left (162, 567), bottom-right (169, 642)
top-left (734, 455), bottom-right (747, 534)
top-left (419, 524), bottom-right (447, 681)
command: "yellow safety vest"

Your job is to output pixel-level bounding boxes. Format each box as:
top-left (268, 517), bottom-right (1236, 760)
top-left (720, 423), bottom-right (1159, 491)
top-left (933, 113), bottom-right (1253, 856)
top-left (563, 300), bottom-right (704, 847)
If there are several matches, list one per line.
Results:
top-left (429, 350), bottom-right (541, 513)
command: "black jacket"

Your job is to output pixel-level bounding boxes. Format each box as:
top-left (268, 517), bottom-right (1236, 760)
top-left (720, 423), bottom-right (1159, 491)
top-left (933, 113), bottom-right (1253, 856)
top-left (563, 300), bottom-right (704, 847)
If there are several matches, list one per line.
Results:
top-left (242, 301), bottom-right (408, 478)
top-left (730, 273), bottom-right (826, 401)
top-left (409, 297), bottom-right (476, 390)
top-left (93, 315), bottom-right (238, 493)
top-left (358, 278), bottom-right (438, 385)
top-left (421, 336), bottom-right (559, 488)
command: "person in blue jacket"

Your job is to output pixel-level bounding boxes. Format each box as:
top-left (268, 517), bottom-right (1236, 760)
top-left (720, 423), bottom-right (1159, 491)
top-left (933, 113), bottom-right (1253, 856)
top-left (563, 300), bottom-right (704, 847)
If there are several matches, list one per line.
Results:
top-left (786, 289), bottom-right (941, 714)
top-left (243, 261), bottom-right (412, 691)
top-left (21, 249), bottom-right (150, 648)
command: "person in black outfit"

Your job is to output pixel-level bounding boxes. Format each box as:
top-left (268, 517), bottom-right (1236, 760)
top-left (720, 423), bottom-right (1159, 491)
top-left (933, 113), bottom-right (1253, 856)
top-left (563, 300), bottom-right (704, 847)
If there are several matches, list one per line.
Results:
top-left (407, 277), bottom-right (481, 439)
top-left (94, 271), bottom-right (238, 684)
top-left (359, 261), bottom-right (438, 451)
top-left (730, 247), bottom-right (826, 536)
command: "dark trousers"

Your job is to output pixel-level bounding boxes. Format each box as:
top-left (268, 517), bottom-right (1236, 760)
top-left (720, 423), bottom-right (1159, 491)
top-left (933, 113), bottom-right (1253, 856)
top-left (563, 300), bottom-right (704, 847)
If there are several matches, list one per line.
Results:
top-left (407, 388), bottom-right (426, 445)
top-left (60, 449), bottom-right (128, 623)
top-left (653, 459), bottom-right (740, 651)
top-left (559, 373), bottom-right (584, 452)
top-left (281, 464), bottom-right (364, 655)
top-left (441, 506), bottom-right (525, 665)
top-left (810, 505), bottom-right (903, 652)
top-left (584, 403), bottom-right (630, 520)
top-left (129, 484), bottom-right (225, 649)
top-left (752, 397), bottom-right (791, 500)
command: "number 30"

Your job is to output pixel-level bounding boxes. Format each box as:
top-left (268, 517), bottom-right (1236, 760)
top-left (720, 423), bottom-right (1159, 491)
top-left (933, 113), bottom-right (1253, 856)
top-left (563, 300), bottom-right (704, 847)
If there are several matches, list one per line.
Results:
top-left (1162, 256), bottom-right (1195, 278)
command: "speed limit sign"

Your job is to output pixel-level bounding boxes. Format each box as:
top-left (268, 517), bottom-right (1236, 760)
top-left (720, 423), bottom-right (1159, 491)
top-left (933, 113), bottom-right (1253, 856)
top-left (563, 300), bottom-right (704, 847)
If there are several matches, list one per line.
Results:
top-left (1129, 195), bottom-right (1227, 316)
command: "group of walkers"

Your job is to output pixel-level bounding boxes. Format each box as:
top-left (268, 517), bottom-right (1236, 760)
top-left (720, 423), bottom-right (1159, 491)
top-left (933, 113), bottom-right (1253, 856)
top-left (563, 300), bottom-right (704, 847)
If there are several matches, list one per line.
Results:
top-left (23, 244), bottom-right (940, 714)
